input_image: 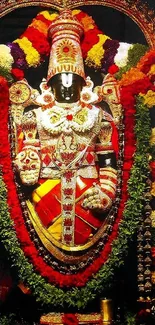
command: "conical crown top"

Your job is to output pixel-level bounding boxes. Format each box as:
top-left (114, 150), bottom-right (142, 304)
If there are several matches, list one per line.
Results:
top-left (47, 9), bottom-right (85, 82)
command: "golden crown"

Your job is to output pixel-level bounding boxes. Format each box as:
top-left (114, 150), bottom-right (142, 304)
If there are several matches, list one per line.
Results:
top-left (47, 9), bottom-right (85, 82)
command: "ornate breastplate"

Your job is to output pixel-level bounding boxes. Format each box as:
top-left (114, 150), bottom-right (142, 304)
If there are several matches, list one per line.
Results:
top-left (37, 102), bottom-right (100, 135)
top-left (34, 103), bottom-right (101, 177)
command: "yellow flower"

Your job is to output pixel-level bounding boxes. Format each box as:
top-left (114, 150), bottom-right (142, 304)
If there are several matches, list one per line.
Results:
top-left (150, 127), bottom-right (155, 146)
top-left (72, 10), bottom-right (81, 15)
top-left (0, 44), bottom-right (14, 71)
top-left (81, 16), bottom-right (95, 31)
top-left (142, 90), bottom-right (155, 108)
top-left (148, 64), bottom-right (155, 76)
top-left (30, 20), bottom-right (48, 36)
top-left (40, 11), bottom-right (58, 21)
top-left (14, 37), bottom-right (40, 67)
top-left (85, 34), bottom-right (110, 68)
top-left (50, 13), bottom-right (58, 21)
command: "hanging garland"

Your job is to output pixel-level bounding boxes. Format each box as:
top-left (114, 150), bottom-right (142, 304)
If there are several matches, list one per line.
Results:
top-left (0, 72), bottom-right (153, 308)
top-left (0, 9), bottom-right (148, 82)
top-left (0, 9), bottom-right (155, 309)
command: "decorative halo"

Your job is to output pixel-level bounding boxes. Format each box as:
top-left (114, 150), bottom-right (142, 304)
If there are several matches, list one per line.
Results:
top-left (9, 81), bottom-right (31, 104)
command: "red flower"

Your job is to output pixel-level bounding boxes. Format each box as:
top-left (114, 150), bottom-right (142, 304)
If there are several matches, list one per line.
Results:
top-left (36, 14), bottom-right (54, 27)
top-left (150, 161), bottom-right (155, 180)
top-left (141, 54), bottom-right (155, 74)
top-left (151, 247), bottom-right (155, 257)
top-left (81, 28), bottom-right (101, 58)
top-left (120, 89), bottom-right (136, 113)
top-left (11, 68), bottom-right (24, 80)
top-left (108, 64), bottom-right (119, 74)
top-left (22, 26), bottom-right (50, 56)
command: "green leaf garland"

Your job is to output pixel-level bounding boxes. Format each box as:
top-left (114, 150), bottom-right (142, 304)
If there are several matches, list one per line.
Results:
top-left (115, 44), bottom-right (148, 80)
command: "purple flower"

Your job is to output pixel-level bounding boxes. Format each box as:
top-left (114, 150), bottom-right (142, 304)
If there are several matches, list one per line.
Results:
top-left (101, 39), bottom-right (120, 74)
top-left (7, 42), bottom-right (28, 69)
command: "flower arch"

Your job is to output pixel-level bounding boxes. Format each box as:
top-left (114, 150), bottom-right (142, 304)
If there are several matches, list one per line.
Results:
top-left (0, 0), bottom-right (155, 47)
top-left (0, 0), bottom-right (155, 310)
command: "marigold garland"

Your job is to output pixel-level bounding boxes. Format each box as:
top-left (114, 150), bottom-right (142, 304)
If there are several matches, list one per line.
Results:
top-left (85, 34), bottom-right (110, 68)
top-left (0, 9), bottom-right (148, 81)
top-left (14, 37), bottom-right (41, 67)
top-left (0, 74), bottom-right (127, 287)
top-left (141, 89), bottom-right (155, 108)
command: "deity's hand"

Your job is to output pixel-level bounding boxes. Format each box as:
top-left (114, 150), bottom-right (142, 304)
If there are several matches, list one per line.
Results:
top-left (82, 186), bottom-right (105, 211)
top-left (14, 146), bottom-right (41, 186)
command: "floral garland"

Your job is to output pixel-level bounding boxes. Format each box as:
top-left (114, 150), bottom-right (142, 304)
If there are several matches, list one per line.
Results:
top-left (0, 9), bottom-right (148, 82)
top-left (0, 67), bottom-right (153, 307)
top-left (0, 74), bottom-right (132, 290)
top-left (0, 8), bottom-right (155, 309)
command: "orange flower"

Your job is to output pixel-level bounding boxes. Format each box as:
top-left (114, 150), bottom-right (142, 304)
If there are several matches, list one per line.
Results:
top-left (119, 68), bottom-right (145, 86)
top-left (81, 16), bottom-right (95, 31)
top-left (137, 49), bottom-right (155, 72)
top-left (30, 19), bottom-right (48, 36)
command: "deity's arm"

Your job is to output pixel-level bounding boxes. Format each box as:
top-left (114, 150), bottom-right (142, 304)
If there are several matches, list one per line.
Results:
top-left (95, 113), bottom-right (117, 210)
top-left (14, 109), bottom-right (41, 186)
top-left (81, 108), bottom-right (118, 212)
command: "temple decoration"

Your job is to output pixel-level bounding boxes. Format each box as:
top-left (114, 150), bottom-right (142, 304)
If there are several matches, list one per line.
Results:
top-left (10, 9), bottom-right (119, 259)
top-left (0, 0), bottom-right (155, 47)
top-left (0, 1), bottom-right (155, 324)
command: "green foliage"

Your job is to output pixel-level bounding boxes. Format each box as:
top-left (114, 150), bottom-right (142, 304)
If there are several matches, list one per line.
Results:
top-left (124, 311), bottom-right (136, 325)
top-left (0, 313), bottom-right (31, 325)
top-left (0, 67), bottom-right (13, 83)
top-left (115, 44), bottom-right (148, 80)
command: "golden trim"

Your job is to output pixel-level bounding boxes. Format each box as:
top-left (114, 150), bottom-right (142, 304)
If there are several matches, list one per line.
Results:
top-left (40, 312), bottom-right (101, 324)
top-left (0, 2), bottom-right (61, 18)
top-left (26, 199), bottom-right (110, 263)
top-left (100, 179), bottom-right (116, 190)
top-left (100, 167), bottom-right (117, 174)
top-left (100, 171), bottom-right (117, 179)
top-left (66, 0), bottom-right (155, 47)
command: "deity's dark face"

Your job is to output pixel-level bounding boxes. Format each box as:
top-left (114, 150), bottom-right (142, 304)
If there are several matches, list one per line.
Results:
top-left (48, 73), bottom-right (85, 103)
